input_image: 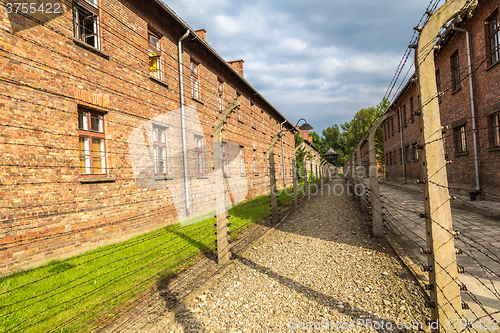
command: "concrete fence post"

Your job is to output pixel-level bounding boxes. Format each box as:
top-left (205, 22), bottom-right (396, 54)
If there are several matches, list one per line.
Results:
top-left (213, 100), bottom-right (240, 265)
top-left (293, 158), bottom-right (298, 207)
top-left (415, 0), bottom-right (468, 328)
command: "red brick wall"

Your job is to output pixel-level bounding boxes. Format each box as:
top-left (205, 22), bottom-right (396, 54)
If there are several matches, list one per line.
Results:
top-left (0, 0), bottom-right (296, 274)
top-left (383, 0), bottom-right (500, 199)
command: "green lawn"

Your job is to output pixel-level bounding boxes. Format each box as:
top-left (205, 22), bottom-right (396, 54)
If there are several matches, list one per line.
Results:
top-left (0, 186), bottom-right (302, 333)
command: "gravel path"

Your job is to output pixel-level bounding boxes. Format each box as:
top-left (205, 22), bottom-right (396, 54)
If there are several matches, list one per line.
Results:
top-left (103, 179), bottom-right (429, 332)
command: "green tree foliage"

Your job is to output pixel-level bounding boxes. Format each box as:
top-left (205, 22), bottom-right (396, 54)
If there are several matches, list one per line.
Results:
top-left (317, 98), bottom-right (390, 166)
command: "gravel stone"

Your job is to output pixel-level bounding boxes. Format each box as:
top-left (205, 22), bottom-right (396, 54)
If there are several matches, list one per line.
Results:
top-left (102, 180), bottom-right (429, 332)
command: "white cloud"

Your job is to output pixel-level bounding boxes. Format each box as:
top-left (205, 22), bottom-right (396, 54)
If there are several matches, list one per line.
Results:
top-left (164, 0), bottom-right (440, 133)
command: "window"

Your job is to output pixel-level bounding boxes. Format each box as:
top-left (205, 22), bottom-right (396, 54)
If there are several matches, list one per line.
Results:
top-left (412, 143), bottom-right (419, 161)
top-left (194, 135), bottom-right (203, 176)
top-left (487, 11), bottom-right (500, 66)
top-left (409, 97), bottom-right (415, 123)
top-left (455, 125), bottom-right (467, 153)
top-left (436, 69), bottom-right (442, 103)
top-left (261, 111), bottom-right (265, 133)
top-left (252, 149), bottom-right (257, 174)
top-left (250, 103), bottom-right (255, 128)
top-left (190, 59), bottom-right (199, 99)
top-left (239, 146), bottom-right (245, 176)
top-left (222, 142), bottom-right (228, 177)
top-left (73, 0), bottom-right (100, 49)
top-left (451, 51), bottom-right (461, 92)
top-left (217, 79), bottom-right (224, 112)
top-left (149, 32), bottom-right (162, 80)
top-left (397, 110), bottom-right (401, 132)
top-left (388, 151), bottom-right (392, 166)
top-left (405, 144), bottom-right (411, 163)
top-left (403, 104), bottom-right (407, 127)
top-left (492, 112), bottom-right (500, 147)
top-left (152, 126), bottom-right (167, 175)
top-left (263, 152), bottom-right (267, 175)
top-left (391, 117), bottom-right (394, 136)
top-left (442, 130), bottom-right (448, 157)
top-left (237, 93), bottom-right (242, 122)
top-left (78, 108), bottom-right (106, 175)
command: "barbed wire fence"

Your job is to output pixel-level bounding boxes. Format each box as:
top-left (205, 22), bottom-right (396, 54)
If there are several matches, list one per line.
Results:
top-left (345, 0), bottom-right (500, 330)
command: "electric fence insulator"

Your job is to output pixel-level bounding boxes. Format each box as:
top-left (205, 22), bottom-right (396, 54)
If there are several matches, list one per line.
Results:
top-left (460, 284), bottom-right (468, 291)
top-left (414, 25), bottom-right (423, 32)
top-left (419, 213), bottom-right (429, 218)
top-left (453, 230), bottom-right (461, 238)
top-left (422, 265), bottom-right (433, 272)
top-left (413, 110), bottom-right (422, 116)
top-left (462, 302), bottom-right (470, 310)
top-left (417, 179), bottom-right (427, 184)
top-left (450, 195), bottom-right (457, 200)
top-left (420, 247), bottom-right (432, 254)
top-left (424, 284), bottom-right (435, 291)
top-left (455, 248), bottom-right (464, 255)
top-left (425, 301), bottom-right (436, 308)
top-left (458, 266), bottom-right (466, 273)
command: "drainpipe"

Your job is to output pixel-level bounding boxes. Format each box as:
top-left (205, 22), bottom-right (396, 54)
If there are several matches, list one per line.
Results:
top-left (398, 107), bottom-right (406, 184)
top-left (453, 26), bottom-right (481, 192)
top-left (178, 30), bottom-right (191, 215)
top-left (280, 120), bottom-right (287, 187)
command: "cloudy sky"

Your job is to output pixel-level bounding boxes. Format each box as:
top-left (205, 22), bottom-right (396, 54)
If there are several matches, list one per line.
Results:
top-left (165, 0), bottom-right (438, 134)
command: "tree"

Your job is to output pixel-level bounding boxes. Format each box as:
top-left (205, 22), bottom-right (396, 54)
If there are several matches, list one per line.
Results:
top-left (312, 97), bottom-right (390, 167)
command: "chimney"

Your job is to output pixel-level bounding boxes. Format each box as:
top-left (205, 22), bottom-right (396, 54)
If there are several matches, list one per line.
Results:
top-left (195, 29), bottom-right (206, 41)
top-left (228, 59), bottom-right (244, 77)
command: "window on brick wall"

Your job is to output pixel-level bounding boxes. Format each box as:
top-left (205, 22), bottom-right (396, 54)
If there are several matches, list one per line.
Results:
top-left (217, 79), bottom-right (224, 112)
top-left (442, 130), bottom-right (448, 158)
top-left (153, 125), bottom-right (168, 175)
top-left (190, 59), bottom-right (199, 99)
top-left (403, 104), bottom-right (407, 127)
top-left (239, 146), bottom-right (245, 176)
top-left (222, 141), bottom-right (228, 177)
top-left (237, 93), bottom-right (242, 122)
top-left (487, 11), bottom-right (500, 66)
top-left (263, 152), bottom-right (267, 175)
top-left (412, 143), bottom-right (419, 161)
top-left (149, 32), bottom-right (162, 80)
top-left (78, 107), bottom-right (106, 175)
top-left (492, 112), bottom-right (500, 147)
top-left (194, 135), bottom-right (203, 176)
top-left (455, 125), bottom-right (467, 153)
top-left (405, 144), bottom-right (411, 163)
top-left (409, 97), bottom-right (415, 123)
top-left (391, 117), bottom-right (394, 136)
top-left (451, 51), bottom-right (461, 92)
top-left (436, 69), bottom-right (442, 103)
top-left (73, 0), bottom-right (100, 49)
top-left (250, 103), bottom-right (255, 128)
top-left (252, 149), bottom-right (257, 174)
top-left (261, 111), bottom-right (265, 134)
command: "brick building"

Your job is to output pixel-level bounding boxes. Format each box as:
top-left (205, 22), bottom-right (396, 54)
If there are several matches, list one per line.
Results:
top-left (0, 0), bottom-right (297, 274)
top-left (381, 0), bottom-right (500, 199)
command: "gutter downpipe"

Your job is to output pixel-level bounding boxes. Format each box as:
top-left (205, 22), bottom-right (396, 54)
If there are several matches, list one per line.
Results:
top-left (178, 30), bottom-right (191, 215)
top-left (453, 26), bottom-right (481, 192)
top-left (280, 120), bottom-right (287, 187)
top-left (398, 106), bottom-right (406, 184)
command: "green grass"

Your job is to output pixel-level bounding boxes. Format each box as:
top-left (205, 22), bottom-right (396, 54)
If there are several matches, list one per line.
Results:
top-left (0, 188), bottom-right (300, 333)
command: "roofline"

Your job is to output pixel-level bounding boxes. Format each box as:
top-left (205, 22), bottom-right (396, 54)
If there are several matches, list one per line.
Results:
top-left (153, 0), bottom-right (296, 130)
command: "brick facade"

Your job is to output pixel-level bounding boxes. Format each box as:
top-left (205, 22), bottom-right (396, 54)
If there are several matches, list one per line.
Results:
top-left (381, 0), bottom-right (500, 199)
top-left (0, 0), bottom-right (296, 274)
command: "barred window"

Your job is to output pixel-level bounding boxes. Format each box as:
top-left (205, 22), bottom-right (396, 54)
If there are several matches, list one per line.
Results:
top-left (487, 11), bottom-right (500, 66)
top-left (153, 126), bottom-right (167, 175)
